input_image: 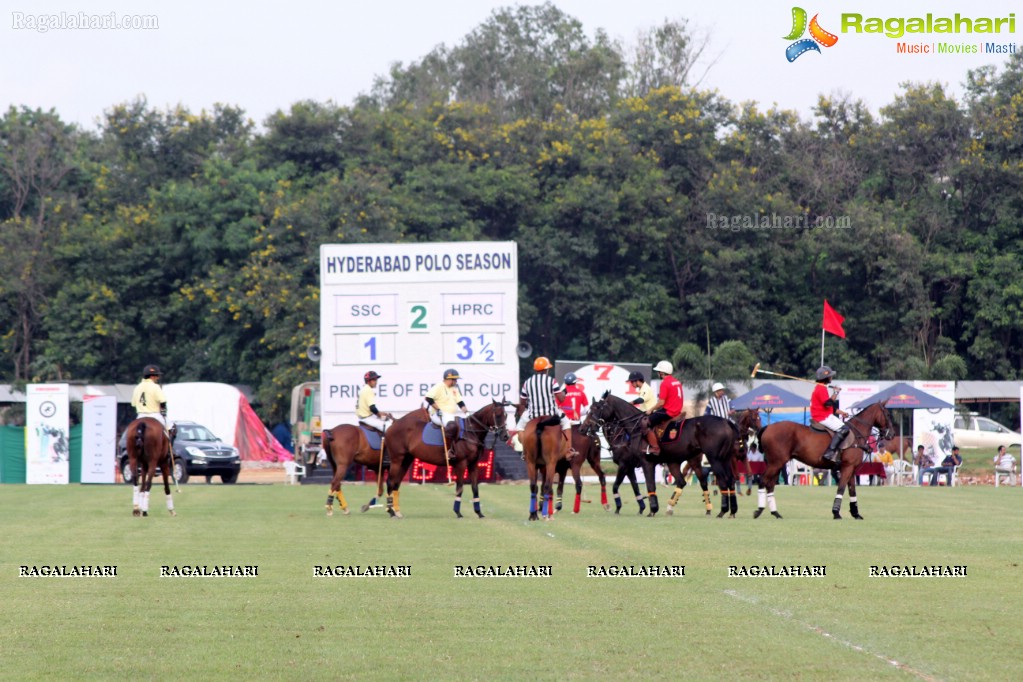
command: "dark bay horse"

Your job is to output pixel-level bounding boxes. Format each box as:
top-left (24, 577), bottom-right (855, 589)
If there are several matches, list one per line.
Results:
top-left (321, 424), bottom-right (387, 516)
top-left (580, 416), bottom-right (649, 515)
top-left (756, 402), bottom-right (894, 520)
top-left (678, 408), bottom-right (762, 513)
top-left (383, 400), bottom-right (509, 519)
top-left (522, 415), bottom-right (572, 520)
top-left (553, 425), bottom-right (610, 514)
top-left (126, 417), bottom-right (175, 517)
top-left (585, 393), bottom-right (741, 518)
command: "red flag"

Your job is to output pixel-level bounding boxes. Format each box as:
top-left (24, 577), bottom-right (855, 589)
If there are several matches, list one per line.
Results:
top-left (822, 300), bottom-right (846, 338)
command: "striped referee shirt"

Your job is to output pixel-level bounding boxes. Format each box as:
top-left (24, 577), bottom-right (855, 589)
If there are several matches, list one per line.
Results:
top-left (707, 394), bottom-right (733, 421)
top-left (520, 373), bottom-right (563, 419)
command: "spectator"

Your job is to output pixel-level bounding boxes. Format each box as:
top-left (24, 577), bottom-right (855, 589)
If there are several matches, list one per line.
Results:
top-left (271, 421), bottom-right (294, 454)
top-left (915, 445), bottom-right (937, 486)
top-left (993, 445), bottom-right (1018, 486)
top-left (929, 446), bottom-right (962, 487)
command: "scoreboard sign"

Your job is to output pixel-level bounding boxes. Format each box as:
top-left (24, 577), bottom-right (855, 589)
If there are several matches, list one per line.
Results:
top-left (320, 242), bottom-right (519, 427)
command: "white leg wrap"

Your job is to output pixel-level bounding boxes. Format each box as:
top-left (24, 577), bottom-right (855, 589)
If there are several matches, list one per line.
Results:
top-left (767, 493), bottom-right (777, 512)
top-left (834, 493), bottom-right (843, 501)
top-left (757, 489), bottom-right (766, 507)
top-left (133, 486), bottom-right (140, 507)
top-left (166, 496), bottom-right (175, 511)
top-left (141, 491), bottom-right (150, 513)
top-left (850, 496), bottom-right (857, 504)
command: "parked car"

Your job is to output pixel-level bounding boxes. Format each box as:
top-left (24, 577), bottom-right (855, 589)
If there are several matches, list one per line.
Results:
top-left (118, 420), bottom-right (241, 484)
top-left (953, 414), bottom-right (1023, 449)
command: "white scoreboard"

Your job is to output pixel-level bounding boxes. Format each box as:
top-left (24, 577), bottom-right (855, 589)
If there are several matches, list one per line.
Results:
top-left (319, 242), bottom-right (519, 428)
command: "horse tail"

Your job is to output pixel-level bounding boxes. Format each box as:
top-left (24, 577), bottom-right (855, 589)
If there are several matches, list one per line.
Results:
top-left (321, 428), bottom-right (337, 474)
top-left (134, 421), bottom-right (146, 456)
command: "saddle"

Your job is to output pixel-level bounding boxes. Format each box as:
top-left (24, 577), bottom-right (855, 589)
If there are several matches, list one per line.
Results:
top-left (809, 421), bottom-right (856, 451)
top-left (653, 416), bottom-right (685, 444)
top-left (358, 425), bottom-right (384, 450)
top-left (421, 418), bottom-right (465, 447)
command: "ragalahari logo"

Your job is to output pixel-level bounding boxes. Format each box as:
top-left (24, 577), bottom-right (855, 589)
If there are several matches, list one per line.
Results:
top-left (784, 7), bottom-right (839, 61)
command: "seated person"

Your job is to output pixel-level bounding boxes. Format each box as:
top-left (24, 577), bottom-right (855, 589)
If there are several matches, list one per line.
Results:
top-left (914, 445), bottom-right (937, 485)
top-left (929, 446), bottom-right (962, 487)
top-left (993, 445), bottom-right (1018, 486)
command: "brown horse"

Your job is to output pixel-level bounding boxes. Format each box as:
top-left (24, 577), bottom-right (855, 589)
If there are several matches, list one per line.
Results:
top-left (383, 400), bottom-right (510, 519)
top-left (126, 417), bottom-right (175, 517)
top-left (678, 408), bottom-right (762, 512)
top-left (522, 415), bottom-right (572, 520)
top-left (321, 424), bottom-right (388, 516)
top-left (755, 401), bottom-right (895, 520)
top-left (553, 425), bottom-right (610, 514)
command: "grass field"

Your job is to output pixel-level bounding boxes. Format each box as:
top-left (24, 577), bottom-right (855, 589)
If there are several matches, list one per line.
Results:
top-left (2, 481), bottom-right (1020, 681)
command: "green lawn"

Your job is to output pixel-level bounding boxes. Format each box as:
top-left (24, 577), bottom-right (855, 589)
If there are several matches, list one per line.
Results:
top-left (1, 482), bottom-right (1020, 681)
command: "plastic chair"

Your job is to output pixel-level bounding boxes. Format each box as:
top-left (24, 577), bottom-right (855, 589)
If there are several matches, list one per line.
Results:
top-left (283, 460), bottom-right (305, 484)
top-left (994, 465), bottom-right (1017, 487)
top-left (890, 459), bottom-right (914, 486)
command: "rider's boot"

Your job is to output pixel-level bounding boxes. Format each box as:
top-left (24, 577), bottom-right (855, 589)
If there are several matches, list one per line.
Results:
top-left (644, 430), bottom-right (661, 456)
top-left (444, 422), bottom-right (459, 455)
top-left (822, 427), bottom-right (847, 465)
top-left (563, 430), bottom-right (578, 457)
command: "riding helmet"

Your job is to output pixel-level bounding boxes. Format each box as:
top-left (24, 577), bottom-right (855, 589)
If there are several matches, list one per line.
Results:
top-left (533, 356), bottom-right (552, 371)
top-left (443, 368), bottom-right (461, 380)
top-left (563, 372), bottom-right (577, 385)
top-left (364, 371), bottom-right (381, 382)
top-left (712, 382), bottom-right (726, 392)
top-left (654, 360), bottom-right (673, 375)
top-left (816, 366), bottom-right (835, 381)
top-left (142, 364), bottom-right (161, 378)
top-left (628, 371), bottom-right (644, 382)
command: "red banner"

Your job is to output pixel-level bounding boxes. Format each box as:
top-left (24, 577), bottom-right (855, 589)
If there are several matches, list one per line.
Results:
top-left (822, 300), bottom-right (846, 338)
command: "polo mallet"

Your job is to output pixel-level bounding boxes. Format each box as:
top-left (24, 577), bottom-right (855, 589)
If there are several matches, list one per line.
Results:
top-left (750, 363), bottom-right (842, 392)
top-left (438, 412), bottom-right (454, 485)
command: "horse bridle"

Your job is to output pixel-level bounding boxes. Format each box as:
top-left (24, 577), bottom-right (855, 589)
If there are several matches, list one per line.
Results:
top-left (844, 404), bottom-right (894, 450)
top-left (464, 402), bottom-right (509, 448)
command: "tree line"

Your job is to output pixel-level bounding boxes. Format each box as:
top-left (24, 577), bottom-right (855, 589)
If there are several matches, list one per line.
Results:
top-left (2, 3), bottom-right (1022, 421)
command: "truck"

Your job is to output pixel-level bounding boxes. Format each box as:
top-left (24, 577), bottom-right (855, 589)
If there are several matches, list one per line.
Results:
top-left (290, 382), bottom-right (322, 475)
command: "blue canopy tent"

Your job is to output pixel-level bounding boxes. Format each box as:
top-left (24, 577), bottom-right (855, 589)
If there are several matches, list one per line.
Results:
top-left (731, 383), bottom-right (810, 424)
top-left (851, 382), bottom-right (955, 462)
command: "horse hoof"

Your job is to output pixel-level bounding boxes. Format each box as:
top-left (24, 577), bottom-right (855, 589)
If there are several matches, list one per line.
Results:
top-left (602, 504), bottom-right (610, 511)
top-left (853, 514), bottom-right (864, 520)
top-left (342, 508), bottom-right (350, 516)
top-left (360, 504), bottom-right (371, 513)
top-left (716, 511), bottom-right (726, 519)
top-left (529, 513), bottom-right (538, 521)
top-left (833, 514), bottom-right (843, 520)
top-left (454, 511), bottom-right (464, 518)
top-left (614, 509), bottom-right (620, 515)
top-left (476, 513), bottom-right (485, 519)
top-left (705, 510), bottom-right (712, 516)
top-left (753, 509), bottom-right (763, 519)
top-left (169, 510), bottom-right (177, 517)
top-left (646, 511), bottom-right (656, 518)
top-left (326, 508), bottom-right (334, 517)
top-left (132, 509), bottom-right (140, 517)
top-left (142, 511), bottom-right (148, 517)
top-left (771, 511), bottom-right (783, 519)
top-left (728, 514), bottom-right (736, 519)
top-left (665, 507), bottom-right (673, 517)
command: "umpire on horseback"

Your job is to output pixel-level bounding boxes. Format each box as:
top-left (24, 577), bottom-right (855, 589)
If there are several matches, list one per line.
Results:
top-left (509, 356), bottom-right (575, 454)
top-left (811, 365), bottom-right (849, 464)
top-left (131, 364), bottom-right (168, 426)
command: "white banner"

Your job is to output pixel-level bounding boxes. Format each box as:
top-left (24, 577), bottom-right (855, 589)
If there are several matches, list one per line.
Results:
top-left (839, 384), bottom-right (879, 413)
top-left (25, 384), bottom-right (70, 485)
top-left (81, 394), bottom-right (117, 483)
top-left (913, 381), bottom-right (956, 465)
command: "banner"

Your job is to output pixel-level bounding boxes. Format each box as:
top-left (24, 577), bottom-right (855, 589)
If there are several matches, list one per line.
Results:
top-left (25, 384), bottom-right (70, 484)
top-left (822, 300), bottom-right (846, 338)
top-left (81, 394), bottom-right (117, 483)
top-left (913, 381), bottom-right (955, 465)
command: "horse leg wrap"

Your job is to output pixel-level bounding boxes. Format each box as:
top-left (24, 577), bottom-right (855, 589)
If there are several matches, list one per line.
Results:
top-left (702, 490), bottom-right (712, 512)
top-left (600, 487), bottom-right (608, 506)
top-left (326, 494), bottom-right (335, 510)
top-left (832, 493), bottom-right (843, 515)
top-left (472, 497), bottom-right (481, 516)
top-left (614, 492), bottom-right (622, 512)
top-left (166, 495), bottom-right (174, 512)
top-left (757, 488), bottom-right (766, 509)
top-left (573, 494), bottom-right (581, 514)
top-left (767, 492), bottom-right (777, 512)
top-left (392, 490), bottom-right (401, 512)
top-left (545, 494), bottom-right (554, 517)
top-left (141, 491), bottom-right (150, 514)
top-left (669, 488), bottom-right (683, 507)
top-left (555, 495), bottom-right (563, 512)
top-left (453, 495), bottom-right (462, 515)
top-left (729, 490), bottom-right (738, 515)
top-left (133, 486), bottom-right (140, 510)
top-left (336, 490), bottom-right (348, 512)
top-left (529, 493), bottom-right (538, 515)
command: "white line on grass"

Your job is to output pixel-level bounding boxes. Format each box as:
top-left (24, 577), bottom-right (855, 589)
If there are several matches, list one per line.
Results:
top-left (723, 589), bottom-right (940, 682)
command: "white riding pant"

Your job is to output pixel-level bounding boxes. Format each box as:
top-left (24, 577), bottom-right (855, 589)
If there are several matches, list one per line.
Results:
top-left (358, 415), bottom-right (389, 432)
top-left (818, 414), bottom-right (845, 432)
top-left (137, 412), bottom-right (166, 427)
top-left (515, 413), bottom-right (572, 432)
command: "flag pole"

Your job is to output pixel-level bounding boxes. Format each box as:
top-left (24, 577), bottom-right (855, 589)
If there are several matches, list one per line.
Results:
top-left (820, 328), bottom-right (825, 366)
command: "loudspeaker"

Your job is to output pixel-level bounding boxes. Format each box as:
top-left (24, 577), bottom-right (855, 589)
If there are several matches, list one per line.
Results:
top-left (515, 341), bottom-right (533, 358)
top-left (306, 345), bottom-right (322, 362)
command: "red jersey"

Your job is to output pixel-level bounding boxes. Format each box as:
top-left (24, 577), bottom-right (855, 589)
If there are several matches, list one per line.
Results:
top-left (658, 375), bottom-right (684, 417)
top-left (560, 385), bottom-right (589, 421)
top-left (810, 383), bottom-right (835, 422)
